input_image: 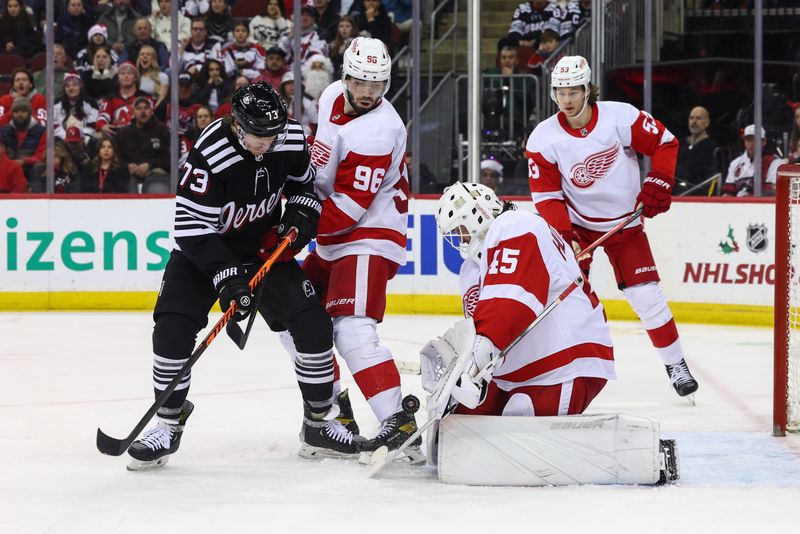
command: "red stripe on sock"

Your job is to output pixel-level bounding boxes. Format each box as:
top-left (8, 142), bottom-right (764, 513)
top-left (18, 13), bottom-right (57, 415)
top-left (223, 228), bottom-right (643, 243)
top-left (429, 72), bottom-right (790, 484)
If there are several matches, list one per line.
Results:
top-left (647, 319), bottom-right (680, 348)
top-left (333, 356), bottom-right (341, 382)
top-left (352, 359), bottom-right (401, 400)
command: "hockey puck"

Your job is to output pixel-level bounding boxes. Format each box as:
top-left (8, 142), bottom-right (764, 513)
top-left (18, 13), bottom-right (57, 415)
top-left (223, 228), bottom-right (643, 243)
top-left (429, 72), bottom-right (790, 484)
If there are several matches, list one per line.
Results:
top-left (402, 394), bottom-right (420, 415)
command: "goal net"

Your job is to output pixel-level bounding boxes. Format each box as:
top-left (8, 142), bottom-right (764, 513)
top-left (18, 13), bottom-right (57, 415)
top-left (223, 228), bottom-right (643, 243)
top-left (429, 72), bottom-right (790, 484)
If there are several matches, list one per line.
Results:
top-left (775, 164), bottom-right (800, 435)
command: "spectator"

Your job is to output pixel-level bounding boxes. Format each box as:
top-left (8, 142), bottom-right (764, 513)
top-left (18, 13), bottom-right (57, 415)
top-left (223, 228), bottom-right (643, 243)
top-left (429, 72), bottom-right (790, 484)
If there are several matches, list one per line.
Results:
top-left (150, 0), bottom-right (190, 52)
top-left (508, 0), bottom-right (561, 47)
top-left (116, 96), bottom-right (171, 193)
top-left (74, 24), bottom-right (121, 74)
top-left (312, 0), bottom-right (340, 43)
top-left (480, 158), bottom-right (503, 192)
top-left (0, 0), bottom-right (43, 56)
top-left (221, 22), bottom-right (267, 81)
top-left (205, 0), bottom-right (234, 45)
top-left (82, 136), bottom-right (132, 193)
top-left (180, 17), bottom-right (221, 76)
top-left (383, 0), bottom-right (412, 35)
top-left (57, 0), bottom-right (93, 59)
top-left (526, 29), bottom-right (560, 73)
top-left (329, 15), bottom-right (358, 77)
top-left (354, 0), bottom-right (393, 52)
top-left (722, 124), bottom-right (786, 197)
top-left (250, 0), bottom-right (293, 51)
top-left (136, 45), bottom-right (169, 107)
top-left (0, 98), bottom-right (46, 190)
top-left (789, 106), bottom-right (800, 163)
top-left (184, 104), bottom-right (213, 147)
top-left (33, 44), bottom-right (70, 99)
top-left (279, 71), bottom-right (316, 134)
top-left (0, 69), bottom-right (47, 127)
top-left (154, 72), bottom-right (200, 136)
top-left (279, 6), bottom-right (329, 66)
top-left (0, 141), bottom-right (28, 193)
top-left (95, 62), bottom-right (150, 137)
top-left (53, 140), bottom-right (82, 193)
top-left (302, 53), bottom-right (334, 102)
top-left (674, 106), bottom-right (718, 195)
top-left (124, 17), bottom-right (170, 68)
top-left (213, 74), bottom-right (249, 118)
top-left (82, 45), bottom-right (119, 100)
top-left (195, 59), bottom-right (232, 113)
top-left (561, 0), bottom-right (591, 38)
top-left (53, 72), bottom-right (99, 142)
top-left (64, 125), bottom-right (97, 174)
top-left (256, 47), bottom-right (289, 91)
top-left (97, 0), bottom-right (142, 56)
top-left (486, 44), bottom-right (521, 75)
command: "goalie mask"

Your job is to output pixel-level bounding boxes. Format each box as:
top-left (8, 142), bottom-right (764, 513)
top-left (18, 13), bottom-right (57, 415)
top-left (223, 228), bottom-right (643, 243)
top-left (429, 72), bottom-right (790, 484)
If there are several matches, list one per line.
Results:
top-left (550, 55), bottom-right (592, 118)
top-left (436, 182), bottom-right (502, 262)
top-left (341, 37), bottom-right (391, 114)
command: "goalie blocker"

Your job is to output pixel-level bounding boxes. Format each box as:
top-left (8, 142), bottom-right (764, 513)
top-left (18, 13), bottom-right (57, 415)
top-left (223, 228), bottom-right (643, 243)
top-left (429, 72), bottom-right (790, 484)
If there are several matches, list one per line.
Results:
top-left (435, 413), bottom-right (679, 486)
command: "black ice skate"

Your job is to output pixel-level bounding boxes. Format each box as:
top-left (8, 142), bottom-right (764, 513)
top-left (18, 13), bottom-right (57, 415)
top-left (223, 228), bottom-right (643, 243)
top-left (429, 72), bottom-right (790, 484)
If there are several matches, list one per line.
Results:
top-left (127, 400), bottom-right (194, 471)
top-left (299, 402), bottom-right (366, 459)
top-left (335, 389), bottom-right (359, 435)
top-left (665, 359), bottom-right (699, 403)
top-left (361, 395), bottom-right (425, 465)
top-left (658, 439), bottom-right (680, 485)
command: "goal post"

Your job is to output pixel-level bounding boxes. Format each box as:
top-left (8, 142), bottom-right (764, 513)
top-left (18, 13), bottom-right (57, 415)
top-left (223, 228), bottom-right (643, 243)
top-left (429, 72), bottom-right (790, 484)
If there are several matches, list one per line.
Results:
top-left (774, 164), bottom-right (800, 436)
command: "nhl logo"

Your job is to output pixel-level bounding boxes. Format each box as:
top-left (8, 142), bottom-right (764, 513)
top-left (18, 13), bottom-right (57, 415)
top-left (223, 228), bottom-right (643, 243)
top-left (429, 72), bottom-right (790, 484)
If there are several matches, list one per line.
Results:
top-left (746, 223), bottom-right (768, 253)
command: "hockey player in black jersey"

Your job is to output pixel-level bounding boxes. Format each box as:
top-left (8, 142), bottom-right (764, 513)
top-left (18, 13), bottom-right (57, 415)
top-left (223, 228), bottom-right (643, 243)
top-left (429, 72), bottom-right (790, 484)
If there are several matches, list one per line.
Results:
top-left (127, 82), bottom-right (365, 470)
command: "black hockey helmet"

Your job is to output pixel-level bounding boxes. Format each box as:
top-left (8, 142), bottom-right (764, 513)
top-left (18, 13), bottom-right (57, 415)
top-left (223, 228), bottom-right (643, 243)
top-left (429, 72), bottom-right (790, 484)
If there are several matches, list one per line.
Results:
top-left (231, 81), bottom-right (287, 137)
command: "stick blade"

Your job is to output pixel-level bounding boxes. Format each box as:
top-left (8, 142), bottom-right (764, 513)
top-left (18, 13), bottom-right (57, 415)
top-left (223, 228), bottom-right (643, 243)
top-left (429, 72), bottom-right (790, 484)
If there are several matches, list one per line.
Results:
top-left (366, 446), bottom-right (393, 478)
top-left (96, 428), bottom-right (129, 457)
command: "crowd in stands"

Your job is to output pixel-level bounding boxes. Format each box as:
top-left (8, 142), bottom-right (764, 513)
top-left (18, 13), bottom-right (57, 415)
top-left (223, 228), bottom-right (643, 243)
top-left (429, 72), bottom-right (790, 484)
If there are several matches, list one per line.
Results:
top-left (0, 0), bottom-right (411, 194)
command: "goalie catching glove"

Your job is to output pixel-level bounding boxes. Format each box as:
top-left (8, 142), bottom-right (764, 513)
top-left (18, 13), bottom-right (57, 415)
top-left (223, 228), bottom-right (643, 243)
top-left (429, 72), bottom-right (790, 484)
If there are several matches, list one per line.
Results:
top-left (279, 193), bottom-right (322, 250)
top-left (636, 174), bottom-right (673, 218)
top-left (213, 263), bottom-right (255, 320)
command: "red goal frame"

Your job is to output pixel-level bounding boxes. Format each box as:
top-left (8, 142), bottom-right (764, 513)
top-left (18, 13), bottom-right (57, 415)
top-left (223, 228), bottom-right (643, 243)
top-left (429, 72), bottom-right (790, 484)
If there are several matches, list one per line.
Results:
top-left (774, 164), bottom-right (800, 436)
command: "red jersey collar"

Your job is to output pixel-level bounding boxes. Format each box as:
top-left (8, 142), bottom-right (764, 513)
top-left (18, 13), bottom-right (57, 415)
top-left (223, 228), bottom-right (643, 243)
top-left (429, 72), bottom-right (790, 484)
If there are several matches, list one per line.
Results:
top-left (557, 103), bottom-right (599, 138)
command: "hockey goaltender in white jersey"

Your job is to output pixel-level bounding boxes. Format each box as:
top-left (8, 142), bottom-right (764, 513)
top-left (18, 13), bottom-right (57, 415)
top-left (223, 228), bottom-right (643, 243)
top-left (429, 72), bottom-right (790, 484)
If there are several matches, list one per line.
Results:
top-left (420, 182), bottom-right (679, 486)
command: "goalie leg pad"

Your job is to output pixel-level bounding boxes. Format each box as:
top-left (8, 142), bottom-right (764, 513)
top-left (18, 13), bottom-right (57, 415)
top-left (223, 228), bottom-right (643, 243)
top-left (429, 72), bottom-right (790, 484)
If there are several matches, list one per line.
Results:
top-left (438, 413), bottom-right (664, 486)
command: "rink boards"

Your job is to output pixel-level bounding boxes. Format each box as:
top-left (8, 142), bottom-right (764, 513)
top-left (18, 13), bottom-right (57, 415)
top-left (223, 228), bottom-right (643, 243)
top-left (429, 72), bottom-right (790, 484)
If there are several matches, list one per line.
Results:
top-left (0, 195), bottom-right (775, 325)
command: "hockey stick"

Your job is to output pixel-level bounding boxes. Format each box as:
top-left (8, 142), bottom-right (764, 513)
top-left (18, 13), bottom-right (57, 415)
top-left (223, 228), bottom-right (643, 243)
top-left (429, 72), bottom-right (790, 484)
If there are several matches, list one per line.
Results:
top-left (366, 275), bottom-right (584, 478)
top-left (96, 229), bottom-right (297, 457)
top-left (574, 207), bottom-right (643, 261)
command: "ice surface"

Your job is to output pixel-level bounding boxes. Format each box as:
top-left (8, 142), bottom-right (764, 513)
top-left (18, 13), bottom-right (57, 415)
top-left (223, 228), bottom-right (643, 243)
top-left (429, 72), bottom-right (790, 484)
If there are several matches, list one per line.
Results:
top-left (2, 313), bottom-right (800, 533)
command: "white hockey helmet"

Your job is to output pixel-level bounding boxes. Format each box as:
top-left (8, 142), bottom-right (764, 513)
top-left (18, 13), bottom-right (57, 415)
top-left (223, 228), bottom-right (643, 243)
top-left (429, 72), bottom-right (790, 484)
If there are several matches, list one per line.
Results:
top-left (550, 55), bottom-right (591, 103)
top-left (341, 36), bottom-right (392, 97)
top-left (436, 182), bottom-right (503, 262)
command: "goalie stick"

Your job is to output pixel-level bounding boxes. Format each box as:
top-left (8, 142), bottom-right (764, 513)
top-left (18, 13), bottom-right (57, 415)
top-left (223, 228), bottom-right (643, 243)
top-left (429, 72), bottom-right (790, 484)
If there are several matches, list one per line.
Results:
top-left (368, 207), bottom-right (645, 478)
top-left (95, 229), bottom-right (297, 457)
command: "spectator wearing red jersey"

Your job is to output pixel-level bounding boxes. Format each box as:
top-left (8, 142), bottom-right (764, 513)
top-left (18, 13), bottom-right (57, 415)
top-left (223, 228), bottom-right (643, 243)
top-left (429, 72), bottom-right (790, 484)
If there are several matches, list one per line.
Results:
top-left (95, 62), bottom-right (151, 137)
top-left (0, 141), bottom-right (28, 193)
top-left (252, 47), bottom-right (288, 92)
top-left (221, 22), bottom-right (267, 81)
top-left (0, 69), bottom-right (47, 128)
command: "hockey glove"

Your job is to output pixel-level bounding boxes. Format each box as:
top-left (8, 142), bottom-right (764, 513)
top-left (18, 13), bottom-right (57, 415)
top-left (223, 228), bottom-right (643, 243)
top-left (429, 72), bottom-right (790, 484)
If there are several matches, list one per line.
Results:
top-left (213, 263), bottom-right (254, 320)
top-left (637, 174), bottom-right (674, 218)
top-left (279, 193), bottom-right (322, 250)
top-left (258, 226), bottom-right (302, 263)
top-left (562, 228), bottom-right (591, 274)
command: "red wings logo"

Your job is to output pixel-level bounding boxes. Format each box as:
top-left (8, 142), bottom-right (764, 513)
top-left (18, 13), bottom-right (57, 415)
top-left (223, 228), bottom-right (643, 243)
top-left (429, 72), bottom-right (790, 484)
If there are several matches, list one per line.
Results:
top-left (462, 285), bottom-right (480, 318)
top-left (568, 142), bottom-right (620, 188)
top-left (310, 140), bottom-right (332, 168)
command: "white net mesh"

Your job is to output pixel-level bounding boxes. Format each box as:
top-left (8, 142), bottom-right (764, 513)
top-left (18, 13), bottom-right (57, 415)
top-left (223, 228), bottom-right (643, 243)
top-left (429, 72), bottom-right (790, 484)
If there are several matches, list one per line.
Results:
top-left (786, 176), bottom-right (800, 432)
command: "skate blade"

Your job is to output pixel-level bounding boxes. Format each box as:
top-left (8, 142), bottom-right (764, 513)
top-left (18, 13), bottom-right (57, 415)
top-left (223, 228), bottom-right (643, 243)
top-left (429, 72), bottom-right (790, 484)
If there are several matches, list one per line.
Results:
top-left (297, 444), bottom-right (361, 461)
top-left (127, 455), bottom-right (170, 471)
top-left (683, 393), bottom-right (696, 406)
